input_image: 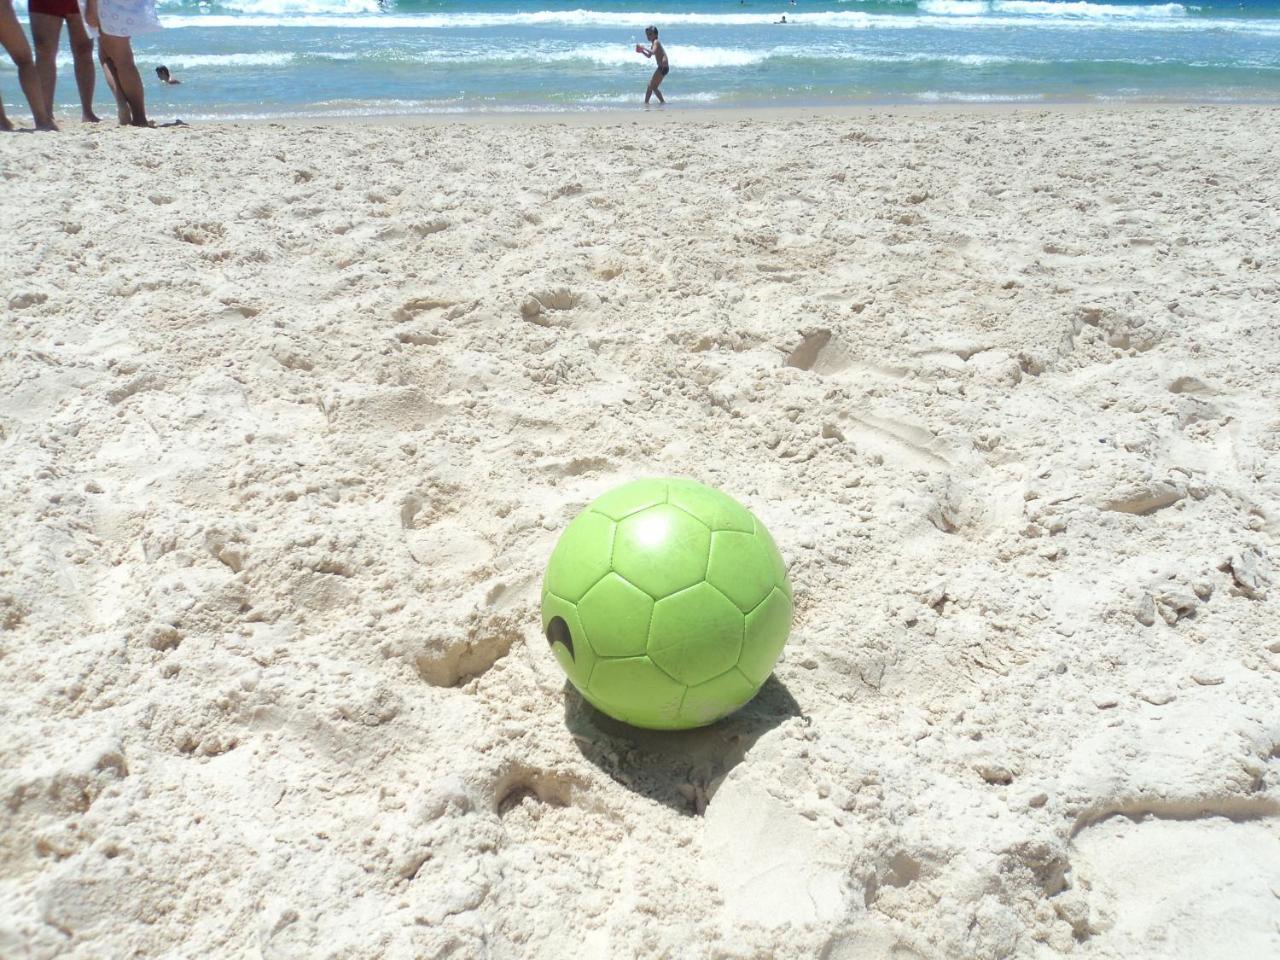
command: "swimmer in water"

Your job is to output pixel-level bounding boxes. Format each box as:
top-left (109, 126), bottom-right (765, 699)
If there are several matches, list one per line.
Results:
top-left (637, 25), bottom-right (667, 105)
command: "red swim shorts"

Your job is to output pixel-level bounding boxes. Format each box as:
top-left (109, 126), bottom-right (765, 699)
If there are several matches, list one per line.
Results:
top-left (29, 0), bottom-right (82, 18)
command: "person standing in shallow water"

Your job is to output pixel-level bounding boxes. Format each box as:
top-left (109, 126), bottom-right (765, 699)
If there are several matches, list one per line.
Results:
top-left (0, 0), bottom-right (56, 129)
top-left (29, 0), bottom-right (100, 123)
top-left (637, 25), bottom-right (668, 105)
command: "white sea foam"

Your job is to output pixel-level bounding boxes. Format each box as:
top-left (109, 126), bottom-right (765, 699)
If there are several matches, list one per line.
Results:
top-left (918, 1), bottom-right (988, 15)
top-left (845, 50), bottom-right (1037, 64)
top-left (914, 89), bottom-right (1046, 100)
top-left (993, 1), bottom-right (1187, 17)
top-left (573, 90), bottom-right (725, 103)
top-left (159, 11), bottom-right (780, 29)
top-left (156, 10), bottom-right (1280, 37)
top-left (922, 0), bottom-right (1188, 15)
top-left (409, 44), bottom-right (1040, 69)
top-left (39, 43), bottom-right (1191, 74)
top-left (162, 52), bottom-right (297, 67)
top-left (399, 44), bottom-right (766, 68)
top-left (556, 45), bottom-right (768, 69)
top-left (45, 49), bottom-right (296, 68)
top-left (179, 97), bottom-right (696, 120)
top-left (158, 0), bottom-right (382, 13)
top-left (33, 41), bottom-right (1274, 78)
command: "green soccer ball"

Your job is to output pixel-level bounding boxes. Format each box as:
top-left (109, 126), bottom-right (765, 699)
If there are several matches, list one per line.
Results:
top-left (541, 477), bottom-right (793, 730)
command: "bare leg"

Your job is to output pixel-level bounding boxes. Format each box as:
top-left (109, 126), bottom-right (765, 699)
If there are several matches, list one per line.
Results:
top-left (99, 33), bottom-right (145, 126)
top-left (98, 43), bottom-right (130, 124)
top-left (0, 0), bottom-right (56, 129)
top-left (646, 68), bottom-right (666, 105)
top-left (30, 12), bottom-right (61, 121)
top-left (65, 14), bottom-right (98, 121)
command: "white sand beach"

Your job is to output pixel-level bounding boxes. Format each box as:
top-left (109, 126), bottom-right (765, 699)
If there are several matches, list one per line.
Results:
top-left (1, 107), bottom-right (1278, 959)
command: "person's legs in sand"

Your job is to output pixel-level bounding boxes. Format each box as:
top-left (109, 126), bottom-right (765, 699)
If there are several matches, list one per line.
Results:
top-left (29, 11), bottom-right (63, 120)
top-left (0, 0), bottom-right (56, 129)
top-left (98, 42), bottom-right (130, 124)
top-left (66, 13), bottom-right (99, 121)
top-left (94, 35), bottom-right (129, 123)
top-left (30, 8), bottom-right (93, 122)
top-left (98, 32), bottom-right (145, 126)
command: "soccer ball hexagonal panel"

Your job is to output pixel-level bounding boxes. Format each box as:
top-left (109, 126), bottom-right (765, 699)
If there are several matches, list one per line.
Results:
top-left (680, 667), bottom-right (757, 727)
top-left (587, 655), bottom-right (685, 729)
top-left (739, 586), bottom-right (793, 686)
top-left (590, 477), bottom-right (669, 521)
top-left (706, 529), bottom-right (776, 614)
top-left (578, 573), bottom-right (653, 659)
top-left (667, 477), bottom-right (755, 533)
top-left (753, 515), bottom-right (792, 600)
top-left (648, 582), bottom-right (745, 687)
top-left (543, 509), bottom-right (616, 603)
top-left (612, 503), bottom-right (711, 599)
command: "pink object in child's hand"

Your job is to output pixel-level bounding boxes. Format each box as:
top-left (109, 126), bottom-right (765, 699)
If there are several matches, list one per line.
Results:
top-left (635, 44), bottom-right (645, 53)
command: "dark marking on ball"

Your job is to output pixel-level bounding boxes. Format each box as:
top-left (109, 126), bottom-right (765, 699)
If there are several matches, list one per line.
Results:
top-left (546, 616), bottom-right (574, 660)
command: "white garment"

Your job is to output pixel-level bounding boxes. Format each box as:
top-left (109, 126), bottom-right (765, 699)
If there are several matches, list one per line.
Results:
top-left (81, 0), bottom-right (160, 38)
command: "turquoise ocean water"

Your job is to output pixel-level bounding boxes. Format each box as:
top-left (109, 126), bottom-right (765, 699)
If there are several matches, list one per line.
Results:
top-left (6, 0), bottom-right (1280, 117)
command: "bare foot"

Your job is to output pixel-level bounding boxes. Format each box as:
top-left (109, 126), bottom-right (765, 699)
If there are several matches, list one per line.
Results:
top-left (36, 118), bottom-right (59, 132)
top-left (0, 115), bottom-right (13, 132)
top-left (82, 110), bottom-right (101, 123)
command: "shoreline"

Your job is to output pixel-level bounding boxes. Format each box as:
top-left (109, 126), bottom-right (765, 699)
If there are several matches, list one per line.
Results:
top-left (263, 98), bottom-right (1280, 126)
top-left (11, 99), bottom-right (1280, 131)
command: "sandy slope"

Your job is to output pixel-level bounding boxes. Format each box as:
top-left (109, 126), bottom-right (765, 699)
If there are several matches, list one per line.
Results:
top-left (1, 107), bottom-right (1278, 960)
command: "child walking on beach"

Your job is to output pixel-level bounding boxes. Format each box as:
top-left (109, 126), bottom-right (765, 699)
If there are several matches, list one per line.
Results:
top-left (0, 0), bottom-right (56, 129)
top-left (636, 25), bottom-right (668, 105)
top-left (82, 0), bottom-right (159, 126)
top-left (29, 0), bottom-right (99, 123)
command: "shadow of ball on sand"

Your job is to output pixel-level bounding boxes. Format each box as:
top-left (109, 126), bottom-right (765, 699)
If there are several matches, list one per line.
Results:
top-left (562, 675), bottom-right (804, 816)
